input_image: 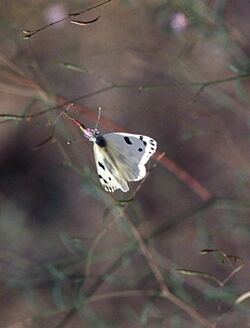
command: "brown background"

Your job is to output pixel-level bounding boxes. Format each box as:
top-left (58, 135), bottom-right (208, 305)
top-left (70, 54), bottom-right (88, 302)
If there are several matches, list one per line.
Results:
top-left (0, 1), bottom-right (250, 327)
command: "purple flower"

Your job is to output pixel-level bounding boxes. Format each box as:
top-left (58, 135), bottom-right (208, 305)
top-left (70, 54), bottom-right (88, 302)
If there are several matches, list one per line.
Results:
top-left (170, 12), bottom-right (189, 33)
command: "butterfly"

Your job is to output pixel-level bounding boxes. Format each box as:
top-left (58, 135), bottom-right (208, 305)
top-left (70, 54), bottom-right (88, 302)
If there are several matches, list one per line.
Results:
top-left (65, 112), bottom-right (157, 192)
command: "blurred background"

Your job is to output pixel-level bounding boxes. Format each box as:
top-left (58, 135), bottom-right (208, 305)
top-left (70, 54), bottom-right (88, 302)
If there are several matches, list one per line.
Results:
top-left (1, 1), bottom-right (250, 327)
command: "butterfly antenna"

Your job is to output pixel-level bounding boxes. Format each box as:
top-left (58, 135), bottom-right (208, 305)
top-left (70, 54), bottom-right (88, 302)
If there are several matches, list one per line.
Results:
top-left (62, 105), bottom-right (86, 134)
top-left (95, 107), bottom-right (102, 131)
top-left (61, 105), bottom-right (98, 142)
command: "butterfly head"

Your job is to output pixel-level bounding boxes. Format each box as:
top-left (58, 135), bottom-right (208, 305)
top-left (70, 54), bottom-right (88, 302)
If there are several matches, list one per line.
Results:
top-left (83, 128), bottom-right (99, 142)
top-left (83, 128), bottom-right (106, 148)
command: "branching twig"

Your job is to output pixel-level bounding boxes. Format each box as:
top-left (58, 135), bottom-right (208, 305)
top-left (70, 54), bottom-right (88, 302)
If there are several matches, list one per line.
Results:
top-left (22, 0), bottom-right (112, 39)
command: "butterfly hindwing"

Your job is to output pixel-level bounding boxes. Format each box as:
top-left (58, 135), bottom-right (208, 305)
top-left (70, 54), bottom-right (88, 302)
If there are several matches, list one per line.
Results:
top-left (93, 143), bottom-right (129, 192)
top-left (103, 133), bottom-right (157, 181)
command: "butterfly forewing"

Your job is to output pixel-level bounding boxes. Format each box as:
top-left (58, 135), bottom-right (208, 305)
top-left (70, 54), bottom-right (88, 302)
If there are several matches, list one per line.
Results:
top-left (103, 133), bottom-right (157, 182)
top-left (93, 143), bottom-right (129, 192)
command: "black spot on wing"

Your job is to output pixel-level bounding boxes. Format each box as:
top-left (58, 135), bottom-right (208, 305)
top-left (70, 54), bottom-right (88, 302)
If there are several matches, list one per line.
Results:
top-left (98, 161), bottom-right (105, 170)
top-left (138, 137), bottom-right (157, 161)
top-left (98, 174), bottom-right (116, 192)
top-left (124, 136), bottom-right (132, 145)
top-left (140, 136), bottom-right (147, 146)
top-left (98, 174), bottom-right (106, 184)
top-left (138, 148), bottom-right (143, 152)
top-left (124, 137), bottom-right (132, 145)
top-left (104, 184), bottom-right (116, 192)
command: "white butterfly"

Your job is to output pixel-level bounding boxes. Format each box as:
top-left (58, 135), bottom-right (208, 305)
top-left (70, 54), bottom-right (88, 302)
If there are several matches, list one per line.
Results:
top-left (66, 113), bottom-right (157, 192)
